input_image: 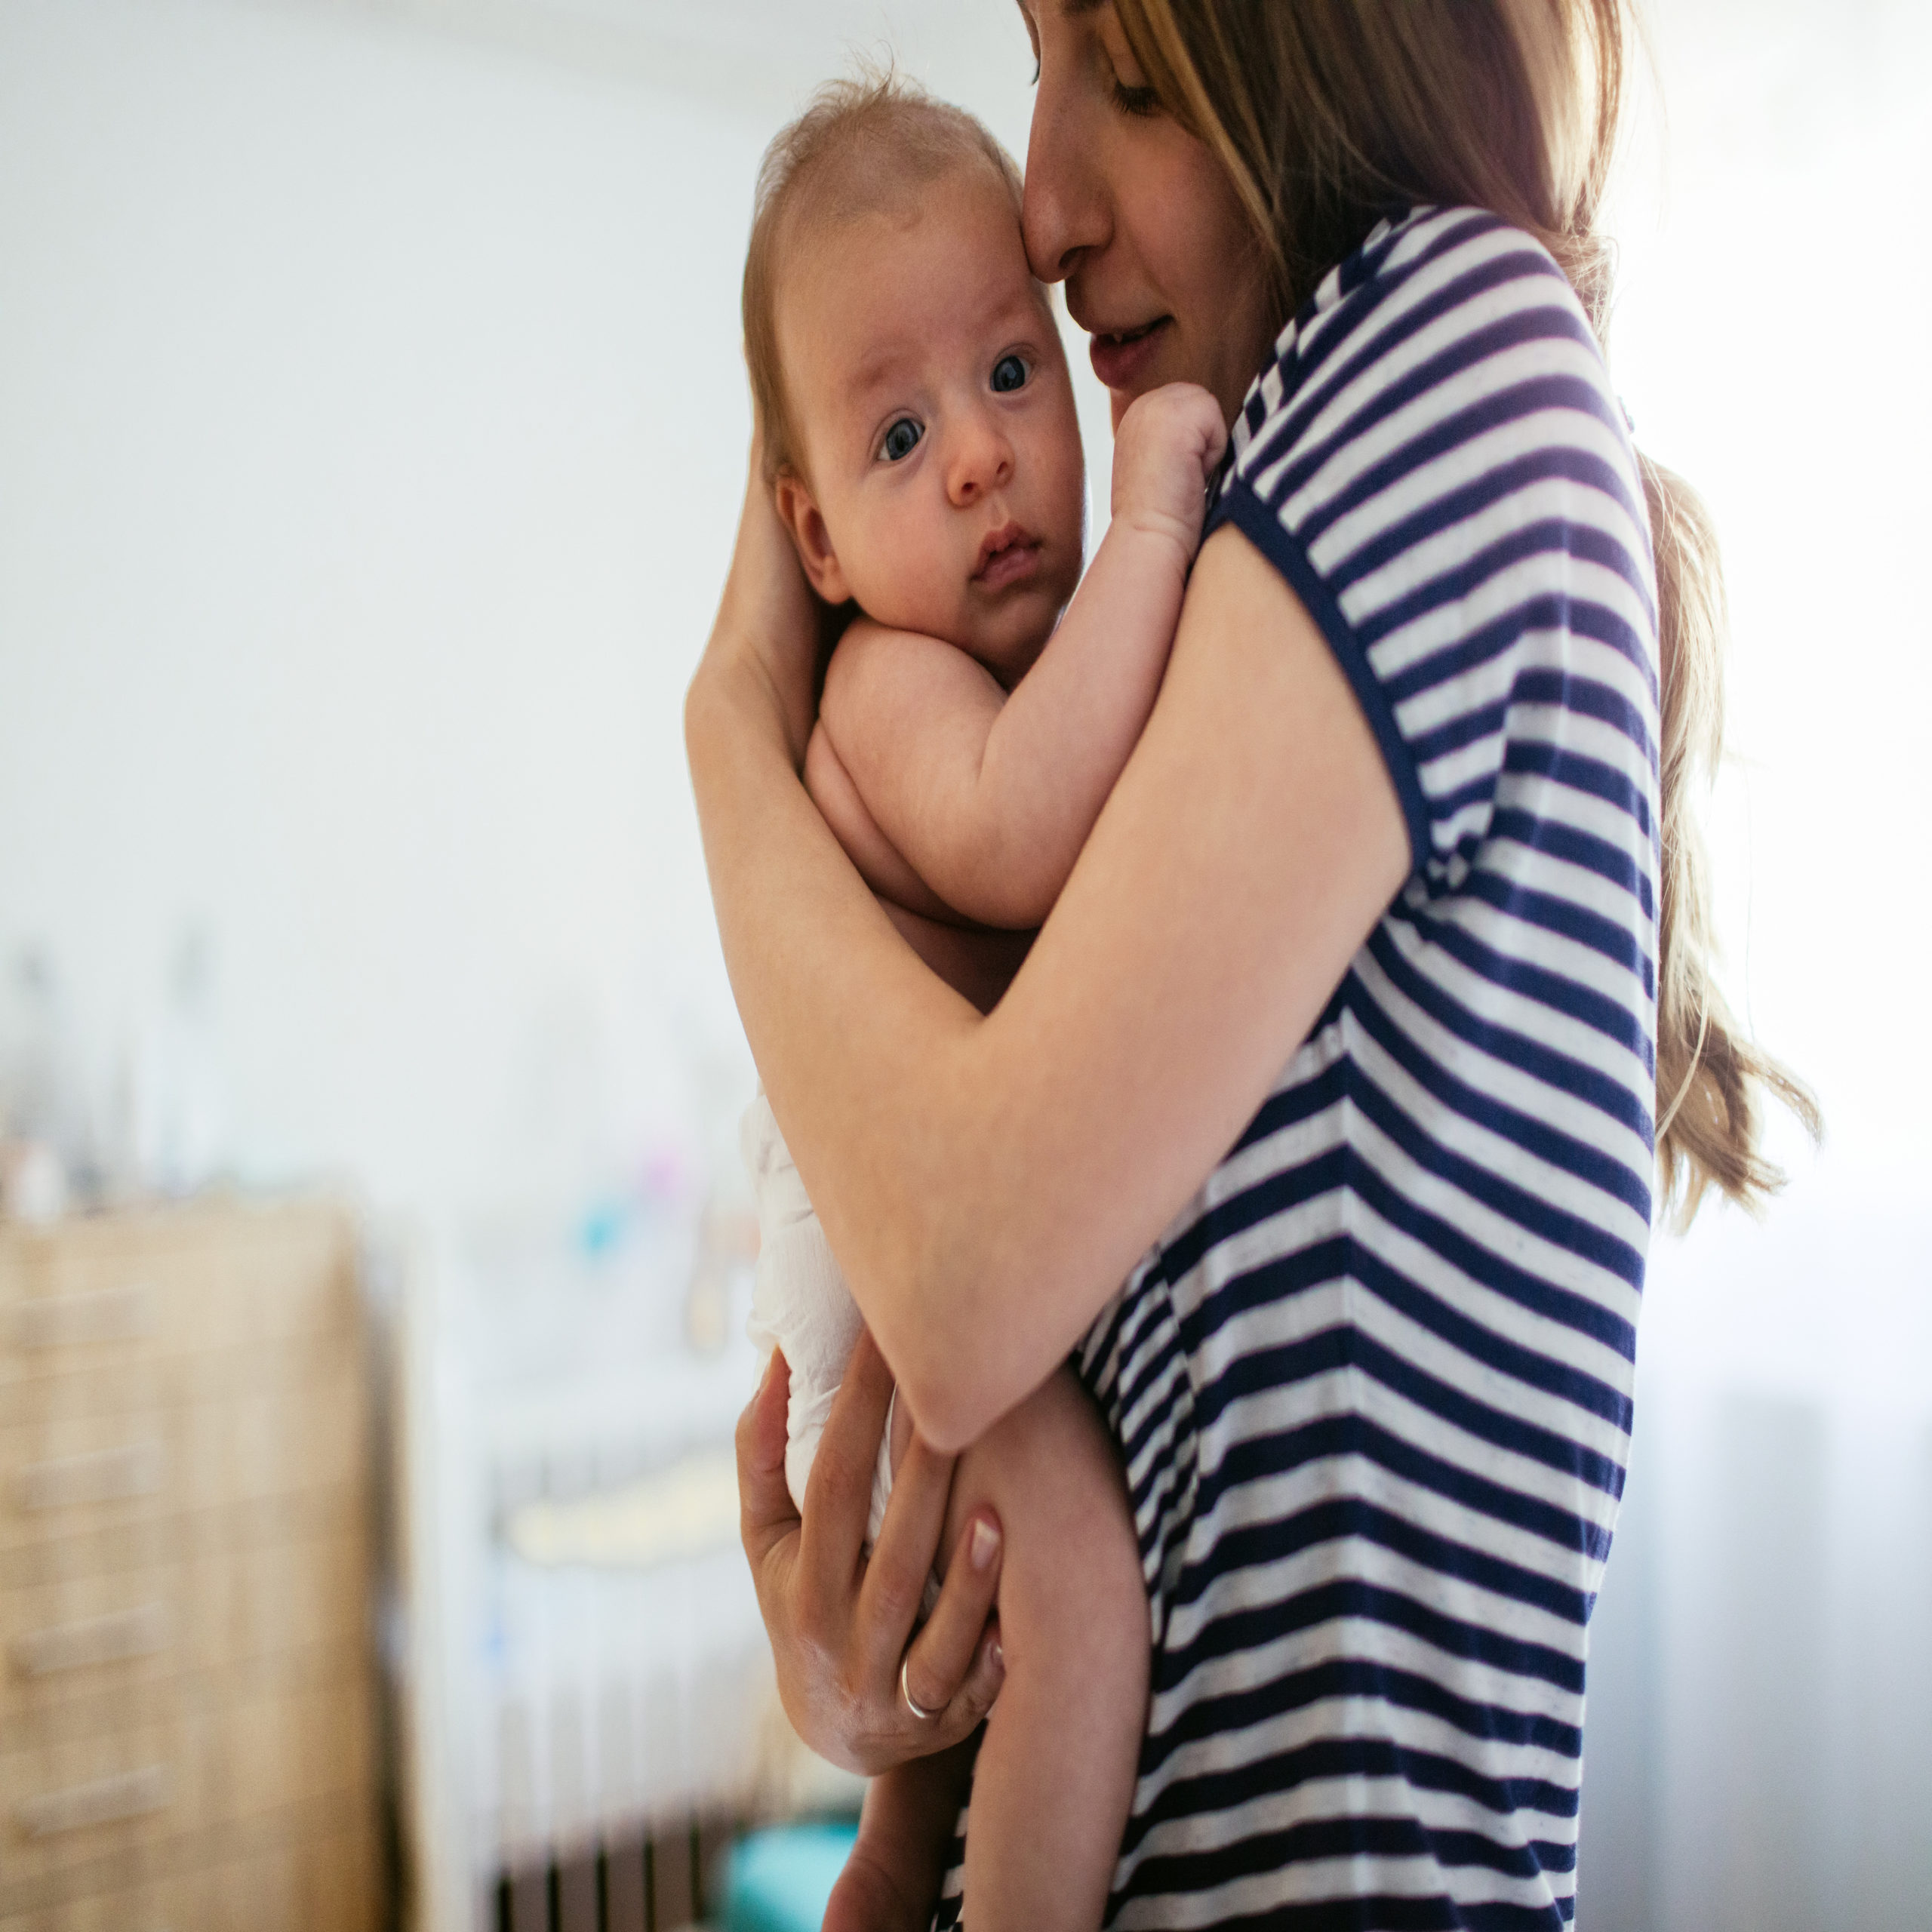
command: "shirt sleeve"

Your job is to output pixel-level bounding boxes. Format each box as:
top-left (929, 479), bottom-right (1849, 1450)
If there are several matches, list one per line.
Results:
top-left (1204, 206), bottom-right (1658, 897)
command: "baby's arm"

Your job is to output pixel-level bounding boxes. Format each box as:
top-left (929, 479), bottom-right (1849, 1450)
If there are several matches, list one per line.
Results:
top-left (804, 722), bottom-right (1033, 1013)
top-left (814, 383), bottom-right (1228, 931)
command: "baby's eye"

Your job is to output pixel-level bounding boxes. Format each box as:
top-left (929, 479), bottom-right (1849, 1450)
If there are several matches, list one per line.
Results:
top-left (990, 353), bottom-right (1030, 394)
top-left (879, 417), bottom-right (922, 463)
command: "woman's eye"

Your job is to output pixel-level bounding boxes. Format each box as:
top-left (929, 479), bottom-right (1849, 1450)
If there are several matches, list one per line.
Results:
top-left (991, 354), bottom-right (1029, 394)
top-left (1097, 24), bottom-right (1161, 117)
top-left (879, 418), bottom-right (922, 463)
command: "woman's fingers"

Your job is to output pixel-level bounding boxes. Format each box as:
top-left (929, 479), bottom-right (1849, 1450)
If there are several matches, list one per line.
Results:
top-left (832, 1340), bottom-right (1003, 1751)
top-left (735, 1327), bottom-right (1003, 1770)
top-left (900, 1509), bottom-right (1005, 1746)
top-left (737, 1349), bottom-right (799, 1577)
top-left (857, 1412), bottom-right (958, 1672)
top-left (709, 427), bottom-right (825, 764)
top-left (795, 1329), bottom-right (894, 1627)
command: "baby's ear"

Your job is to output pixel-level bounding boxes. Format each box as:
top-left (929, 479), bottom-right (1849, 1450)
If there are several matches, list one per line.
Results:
top-left (774, 469), bottom-right (853, 605)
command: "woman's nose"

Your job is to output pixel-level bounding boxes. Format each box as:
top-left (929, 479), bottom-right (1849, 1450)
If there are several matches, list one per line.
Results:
top-left (1022, 45), bottom-right (1107, 283)
top-left (946, 412), bottom-right (1014, 506)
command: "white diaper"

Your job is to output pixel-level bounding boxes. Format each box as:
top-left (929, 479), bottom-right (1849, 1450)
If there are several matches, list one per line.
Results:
top-left (740, 1088), bottom-right (896, 1545)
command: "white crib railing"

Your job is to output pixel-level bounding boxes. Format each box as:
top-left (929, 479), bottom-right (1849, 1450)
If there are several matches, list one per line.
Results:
top-left (395, 1217), bottom-right (803, 1932)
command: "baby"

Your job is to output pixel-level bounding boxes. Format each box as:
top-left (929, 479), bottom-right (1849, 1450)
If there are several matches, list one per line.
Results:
top-left (738, 74), bottom-right (1226, 1931)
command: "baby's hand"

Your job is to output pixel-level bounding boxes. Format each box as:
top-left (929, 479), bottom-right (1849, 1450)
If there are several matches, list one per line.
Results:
top-left (1109, 383), bottom-right (1230, 571)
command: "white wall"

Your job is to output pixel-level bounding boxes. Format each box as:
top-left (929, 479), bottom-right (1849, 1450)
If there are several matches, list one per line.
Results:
top-left (0, 0), bottom-right (740, 1212)
top-left (0, 0), bottom-right (1095, 1221)
top-left (1580, 6), bottom-right (1932, 1923)
top-left (5, 0), bottom-right (1923, 1208)
top-left (1601, 0), bottom-right (1931, 1170)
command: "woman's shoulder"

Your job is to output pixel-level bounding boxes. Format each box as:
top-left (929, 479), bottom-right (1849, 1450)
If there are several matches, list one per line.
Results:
top-left (1208, 204), bottom-right (1657, 892)
top-left (1228, 204), bottom-right (1633, 476)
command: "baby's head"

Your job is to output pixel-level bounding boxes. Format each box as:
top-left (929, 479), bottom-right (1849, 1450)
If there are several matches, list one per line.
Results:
top-left (743, 74), bottom-right (1085, 681)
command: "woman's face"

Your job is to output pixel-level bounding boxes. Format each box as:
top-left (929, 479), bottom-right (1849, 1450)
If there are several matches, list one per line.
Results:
top-left (1017, 1), bottom-right (1275, 432)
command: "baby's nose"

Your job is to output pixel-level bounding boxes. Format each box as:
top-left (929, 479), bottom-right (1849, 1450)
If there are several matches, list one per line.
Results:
top-left (948, 414), bottom-right (1014, 503)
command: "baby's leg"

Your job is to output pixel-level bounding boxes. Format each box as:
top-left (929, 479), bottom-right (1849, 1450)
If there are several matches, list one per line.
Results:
top-left (836, 1369), bottom-right (1144, 1931)
top-left (825, 1742), bottom-right (975, 1932)
top-left (948, 1366), bottom-right (1148, 1932)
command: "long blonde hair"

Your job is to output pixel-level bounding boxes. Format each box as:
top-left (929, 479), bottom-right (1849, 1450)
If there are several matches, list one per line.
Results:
top-left (1115, 0), bottom-right (1819, 1225)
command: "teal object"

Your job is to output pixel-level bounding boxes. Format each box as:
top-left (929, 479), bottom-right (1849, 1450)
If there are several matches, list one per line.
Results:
top-left (722, 1821), bottom-right (860, 1932)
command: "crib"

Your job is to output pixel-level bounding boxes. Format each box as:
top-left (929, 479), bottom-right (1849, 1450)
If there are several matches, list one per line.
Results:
top-left (388, 1207), bottom-right (858, 1932)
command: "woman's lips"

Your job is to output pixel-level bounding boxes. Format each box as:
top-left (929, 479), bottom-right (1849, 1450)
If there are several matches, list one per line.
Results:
top-left (1089, 316), bottom-right (1171, 392)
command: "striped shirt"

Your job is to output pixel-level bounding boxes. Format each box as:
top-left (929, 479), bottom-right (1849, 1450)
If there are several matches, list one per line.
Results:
top-left (937, 205), bottom-right (1658, 1929)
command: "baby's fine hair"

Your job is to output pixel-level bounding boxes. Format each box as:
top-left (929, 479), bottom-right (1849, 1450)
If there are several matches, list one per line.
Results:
top-left (743, 69), bottom-right (1026, 483)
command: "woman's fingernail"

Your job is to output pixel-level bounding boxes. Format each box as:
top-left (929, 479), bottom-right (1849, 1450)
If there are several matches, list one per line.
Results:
top-left (989, 1636), bottom-right (1004, 1670)
top-left (971, 1518), bottom-right (1001, 1571)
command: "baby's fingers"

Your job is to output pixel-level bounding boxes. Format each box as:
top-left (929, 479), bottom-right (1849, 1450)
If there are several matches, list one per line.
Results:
top-left (1172, 382), bottom-right (1229, 479)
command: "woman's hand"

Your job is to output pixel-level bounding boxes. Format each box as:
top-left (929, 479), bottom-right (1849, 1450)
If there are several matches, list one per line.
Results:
top-left (738, 1335), bottom-right (1007, 1774)
top-left (694, 426), bottom-right (844, 771)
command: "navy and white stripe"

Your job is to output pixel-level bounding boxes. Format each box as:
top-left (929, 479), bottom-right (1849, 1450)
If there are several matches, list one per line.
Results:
top-left (937, 206), bottom-right (1658, 1929)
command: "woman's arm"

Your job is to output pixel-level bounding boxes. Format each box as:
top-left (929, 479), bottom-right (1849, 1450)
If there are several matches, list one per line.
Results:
top-left (688, 514), bottom-right (1409, 1451)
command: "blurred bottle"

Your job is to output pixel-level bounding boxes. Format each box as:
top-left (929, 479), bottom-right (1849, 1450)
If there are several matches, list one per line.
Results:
top-left (0, 946), bottom-right (72, 1141)
top-left (0, 946), bottom-right (81, 1220)
top-left (684, 1190), bottom-right (759, 1355)
top-left (125, 924), bottom-right (229, 1198)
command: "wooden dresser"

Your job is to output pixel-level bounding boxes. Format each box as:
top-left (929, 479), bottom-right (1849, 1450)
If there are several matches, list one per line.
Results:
top-left (0, 1199), bottom-right (380, 1930)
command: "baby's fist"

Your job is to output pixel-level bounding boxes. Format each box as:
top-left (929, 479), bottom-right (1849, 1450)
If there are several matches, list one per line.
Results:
top-left (1109, 383), bottom-right (1230, 565)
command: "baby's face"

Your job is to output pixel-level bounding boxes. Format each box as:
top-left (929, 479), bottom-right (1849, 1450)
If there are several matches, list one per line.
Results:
top-left (776, 165), bottom-right (1085, 681)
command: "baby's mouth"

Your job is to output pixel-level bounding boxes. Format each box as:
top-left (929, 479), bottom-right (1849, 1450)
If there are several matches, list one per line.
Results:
top-left (974, 521), bottom-right (1039, 589)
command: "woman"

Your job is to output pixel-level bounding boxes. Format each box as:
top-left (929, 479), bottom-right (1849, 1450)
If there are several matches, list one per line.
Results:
top-left (689, 2), bottom-right (1814, 1924)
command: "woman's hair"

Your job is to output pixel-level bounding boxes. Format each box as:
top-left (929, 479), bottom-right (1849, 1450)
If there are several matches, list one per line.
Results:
top-left (742, 71), bottom-right (1024, 484)
top-left (1114, 0), bottom-right (1819, 1225)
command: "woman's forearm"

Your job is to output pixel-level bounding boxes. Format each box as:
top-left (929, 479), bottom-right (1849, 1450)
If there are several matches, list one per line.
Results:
top-left (691, 636), bottom-right (1129, 1445)
top-left (685, 645), bottom-right (993, 1405)
top-left (690, 633), bottom-right (1124, 1446)
top-left (685, 451), bottom-right (1081, 1442)
top-left (690, 528), bottom-right (1409, 1452)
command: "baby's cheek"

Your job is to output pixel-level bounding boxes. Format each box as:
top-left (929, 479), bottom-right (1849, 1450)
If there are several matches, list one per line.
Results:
top-left (850, 546), bottom-right (953, 638)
